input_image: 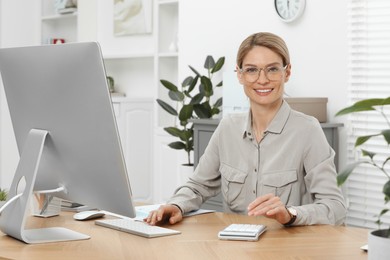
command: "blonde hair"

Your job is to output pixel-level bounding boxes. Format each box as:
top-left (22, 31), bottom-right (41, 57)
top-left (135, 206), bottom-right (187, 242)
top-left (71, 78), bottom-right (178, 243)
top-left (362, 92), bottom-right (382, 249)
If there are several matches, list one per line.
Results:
top-left (236, 32), bottom-right (290, 68)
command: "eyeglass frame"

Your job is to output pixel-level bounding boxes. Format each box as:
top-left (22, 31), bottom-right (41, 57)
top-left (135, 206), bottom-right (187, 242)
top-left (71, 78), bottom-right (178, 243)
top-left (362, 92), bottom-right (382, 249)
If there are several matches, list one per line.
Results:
top-left (236, 64), bottom-right (289, 82)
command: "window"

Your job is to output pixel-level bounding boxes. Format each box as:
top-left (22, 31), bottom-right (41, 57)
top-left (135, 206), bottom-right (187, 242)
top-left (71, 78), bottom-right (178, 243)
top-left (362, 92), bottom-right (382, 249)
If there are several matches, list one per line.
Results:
top-left (346, 0), bottom-right (390, 228)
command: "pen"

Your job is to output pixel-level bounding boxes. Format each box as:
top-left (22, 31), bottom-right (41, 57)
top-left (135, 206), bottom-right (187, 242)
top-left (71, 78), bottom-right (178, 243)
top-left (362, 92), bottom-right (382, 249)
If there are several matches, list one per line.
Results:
top-left (40, 194), bottom-right (54, 215)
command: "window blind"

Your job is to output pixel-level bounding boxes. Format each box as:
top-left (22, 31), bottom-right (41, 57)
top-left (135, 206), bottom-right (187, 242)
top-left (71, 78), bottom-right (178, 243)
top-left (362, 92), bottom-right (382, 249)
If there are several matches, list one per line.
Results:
top-left (346, 0), bottom-right (390, 228)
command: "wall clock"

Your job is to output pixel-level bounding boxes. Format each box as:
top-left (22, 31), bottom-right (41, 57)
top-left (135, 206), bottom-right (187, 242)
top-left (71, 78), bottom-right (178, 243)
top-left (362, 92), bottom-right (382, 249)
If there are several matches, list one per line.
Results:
top-left (274, 0), bottom-right (306, 23)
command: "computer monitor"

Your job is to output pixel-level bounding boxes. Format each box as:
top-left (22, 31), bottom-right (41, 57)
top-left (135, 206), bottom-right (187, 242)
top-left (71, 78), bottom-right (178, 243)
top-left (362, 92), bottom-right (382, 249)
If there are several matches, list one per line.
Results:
top-left (0, 42), bottom-right (136, 243)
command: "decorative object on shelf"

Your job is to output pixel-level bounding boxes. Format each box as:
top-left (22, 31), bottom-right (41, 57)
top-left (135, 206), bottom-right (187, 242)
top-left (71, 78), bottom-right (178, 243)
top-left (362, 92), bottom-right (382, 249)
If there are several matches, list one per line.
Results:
top-left (113, 0), bottom-right (153, 36)
top-left (106, 76), bottom-right (125, 97)
top-left (169, 33), bottom-right (179, 52)
top-left (106, 76), bottom-right (115, 93)
top-left (336, 97), bottom-right (390, 260)
top-left (0, 188), bottom-right (8, 208)
top-left (52, 38), bottom-right (65, 44)
top-left (0, 188), bottom-right (7, 201)
top-left (274, 0), bottom-right (306, 23)
top-left (157, 55), bottom-right (225, 166)
top-left (54, 0), bottom-right (77, 14)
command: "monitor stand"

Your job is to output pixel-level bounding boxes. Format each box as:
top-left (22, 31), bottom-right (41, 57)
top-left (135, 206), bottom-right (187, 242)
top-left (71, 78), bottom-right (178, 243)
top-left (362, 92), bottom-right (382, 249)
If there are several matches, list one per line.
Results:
top-left (0, 129), bottom-right (90, 243)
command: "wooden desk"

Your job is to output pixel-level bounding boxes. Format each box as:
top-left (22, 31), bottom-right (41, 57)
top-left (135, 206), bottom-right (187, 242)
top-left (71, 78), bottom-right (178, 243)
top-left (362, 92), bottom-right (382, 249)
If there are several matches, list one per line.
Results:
top-left (0, 211), bottom-right (368, 260)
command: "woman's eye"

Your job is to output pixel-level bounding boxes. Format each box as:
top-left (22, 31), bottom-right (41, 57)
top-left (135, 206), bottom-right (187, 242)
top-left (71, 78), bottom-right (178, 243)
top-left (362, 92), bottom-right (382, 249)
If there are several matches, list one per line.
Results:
top-left (244, 68), bottom-right (258, 74)
top-left (267, 66), bottom-right (280, 73)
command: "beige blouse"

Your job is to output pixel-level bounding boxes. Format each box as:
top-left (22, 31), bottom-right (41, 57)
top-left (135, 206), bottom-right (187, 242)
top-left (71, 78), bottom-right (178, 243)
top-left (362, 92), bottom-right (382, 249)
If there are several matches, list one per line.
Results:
top-left (167, 100), bottom-right (347, 226)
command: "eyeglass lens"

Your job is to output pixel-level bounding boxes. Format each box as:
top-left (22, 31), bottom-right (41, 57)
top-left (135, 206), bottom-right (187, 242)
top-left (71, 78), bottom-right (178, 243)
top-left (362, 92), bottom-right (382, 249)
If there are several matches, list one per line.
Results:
top-left (242, 66), bottom-right (286, 82)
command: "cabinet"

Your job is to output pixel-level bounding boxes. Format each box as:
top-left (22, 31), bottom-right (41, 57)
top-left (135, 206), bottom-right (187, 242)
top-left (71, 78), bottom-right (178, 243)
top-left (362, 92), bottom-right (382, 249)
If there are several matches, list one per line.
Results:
top-left (192, 119), bottom-right (343, 211)
top-left (112, 97), bottom-right (154, 202)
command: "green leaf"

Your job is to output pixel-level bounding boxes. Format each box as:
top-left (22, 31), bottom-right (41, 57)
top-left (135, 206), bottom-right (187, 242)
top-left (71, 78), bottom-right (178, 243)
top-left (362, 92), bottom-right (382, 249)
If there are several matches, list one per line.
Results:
top-left (214, 97), bottom-right (223, 107)
top-left (355, 135), bottom-right (376, 146)
top-left (185, 139), bottom-right (194, 153)
top-left (160, 79), bottom-right (178, 92)
top-left (211, 57), bottom-right (225, 73)
top-left (164, 127), bottom-right (182, 137)
top-left (335, 98), bottom-right (390, 116)
top-left (194, 102), bottom-right (212, 118)
top-left (189, 65), bottom-right (200, 76)
top-left (337, 161), bottom-right (367, 186)
top-left (216, 80), bottom-right (223, 87)
top-left (0, 188), bottom-right (7, 201)
top-left (204, 55), bottom-right (215, 70)
top-left (188, 75), bottom-right (199, 93)
top-left (181, 129), bottom-right (193, 142)
top-left (156, 99), bottom-right (177, 116)
top-left (168, 141), bottom-right (186, 150)
top-left (182, 76), bottom-right (193, 87)
top-left (201, 76), bottom-right (213, 97)
top-left (382, 129), bottom-right (390, 144)
top-left (383, 180), bottom-right (390, 202)
top-left (179, 104), bottom-right (193, 122)
top-left (183, 90), bottom-right (192, 98)
top-left (190, 93), bottom-right (204, 105)
top-left (168, 90), bottom-right (185, 101)
top-left (211, 107), bottom-right (220, 116)
top-left (383, 97), bottom-right (390, 105)
top-left (378, 208), bottom-right (389, 217)
top-left (361, 149), bottom-right (376, 160)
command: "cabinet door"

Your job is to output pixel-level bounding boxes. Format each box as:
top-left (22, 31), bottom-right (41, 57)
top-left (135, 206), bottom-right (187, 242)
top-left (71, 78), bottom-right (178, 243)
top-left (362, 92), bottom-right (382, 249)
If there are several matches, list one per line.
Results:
top-left (114, 99), bottom-right (153, 203)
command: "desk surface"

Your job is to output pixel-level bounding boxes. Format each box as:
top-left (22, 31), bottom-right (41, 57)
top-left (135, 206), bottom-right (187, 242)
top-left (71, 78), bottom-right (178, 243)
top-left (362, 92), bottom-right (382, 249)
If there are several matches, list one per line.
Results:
top-left (0, 211), bottom-right (368, 260)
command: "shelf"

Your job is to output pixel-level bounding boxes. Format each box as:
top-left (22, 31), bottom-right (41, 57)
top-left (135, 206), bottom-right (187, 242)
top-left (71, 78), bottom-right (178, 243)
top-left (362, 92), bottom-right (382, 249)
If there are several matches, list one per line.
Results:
top-left (41, 12), bottom-right (77, 21)
top-left (159, 0), bottom-right (179, 5)
top-left (158, 52), bottom-right (178, 58)
top-left (103, 53), bottom-right (154, 60)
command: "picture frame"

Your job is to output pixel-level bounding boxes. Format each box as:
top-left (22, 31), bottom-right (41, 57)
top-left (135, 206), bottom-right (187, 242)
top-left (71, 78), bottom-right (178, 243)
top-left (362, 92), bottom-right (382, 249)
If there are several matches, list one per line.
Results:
top-left (113, 0), bottom-right (153, 36)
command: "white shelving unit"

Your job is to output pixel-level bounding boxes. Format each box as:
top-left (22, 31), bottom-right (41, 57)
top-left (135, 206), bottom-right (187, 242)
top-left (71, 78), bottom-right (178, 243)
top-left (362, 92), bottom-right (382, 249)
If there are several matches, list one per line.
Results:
top-left (156, 0), bottom-right (179, 128)
top-left (38, 0), bottom-right (181, 203)
top-left (40, 0), bottom-right (78, 44)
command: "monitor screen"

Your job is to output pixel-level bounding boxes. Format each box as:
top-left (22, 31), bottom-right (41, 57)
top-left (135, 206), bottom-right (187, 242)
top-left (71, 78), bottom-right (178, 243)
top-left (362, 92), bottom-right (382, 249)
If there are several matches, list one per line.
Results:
top-left (0, 42), bottom-right (136, 243)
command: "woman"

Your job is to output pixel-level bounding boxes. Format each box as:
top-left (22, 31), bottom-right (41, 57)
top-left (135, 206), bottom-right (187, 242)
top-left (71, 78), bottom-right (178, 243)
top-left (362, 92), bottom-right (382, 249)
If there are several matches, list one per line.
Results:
top-left (145, 32), bottom-right (347, 226)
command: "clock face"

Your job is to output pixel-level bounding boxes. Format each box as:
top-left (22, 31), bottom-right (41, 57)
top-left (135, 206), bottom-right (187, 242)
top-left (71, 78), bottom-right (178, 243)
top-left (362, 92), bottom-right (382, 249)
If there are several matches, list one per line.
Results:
top-left (275, 0), bottom-right (306, 22)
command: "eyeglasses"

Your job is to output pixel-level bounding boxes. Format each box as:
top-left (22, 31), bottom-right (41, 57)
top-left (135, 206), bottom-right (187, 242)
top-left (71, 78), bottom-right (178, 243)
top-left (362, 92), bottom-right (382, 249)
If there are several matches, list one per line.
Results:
top-left (238, 65), bottom-right (288, 83)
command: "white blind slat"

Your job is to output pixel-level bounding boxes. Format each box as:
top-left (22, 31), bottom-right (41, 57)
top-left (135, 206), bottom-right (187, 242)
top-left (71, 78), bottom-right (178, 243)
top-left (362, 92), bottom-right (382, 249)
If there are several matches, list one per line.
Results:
top-left (346, 0), bottom-right (390, 229)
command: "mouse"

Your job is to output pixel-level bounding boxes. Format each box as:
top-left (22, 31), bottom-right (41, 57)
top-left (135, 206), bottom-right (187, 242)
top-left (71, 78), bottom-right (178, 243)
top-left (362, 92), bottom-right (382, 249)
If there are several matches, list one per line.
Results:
top-left (73, 210), bottom-right (105, 221)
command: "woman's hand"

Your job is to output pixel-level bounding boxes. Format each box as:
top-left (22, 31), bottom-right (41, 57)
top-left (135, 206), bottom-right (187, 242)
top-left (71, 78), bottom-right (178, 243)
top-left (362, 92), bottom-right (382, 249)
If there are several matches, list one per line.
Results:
top-left (247, 193), bottom-right (291, 225)
top-left (144, 204), bottom-right (183, 226)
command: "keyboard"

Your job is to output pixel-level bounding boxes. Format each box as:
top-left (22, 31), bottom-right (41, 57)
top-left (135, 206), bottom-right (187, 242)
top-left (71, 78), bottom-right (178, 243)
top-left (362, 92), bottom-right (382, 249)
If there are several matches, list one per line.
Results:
top-left (95, 218), bottom-right (181, 238)
top-left (218, 223), bottom-right (267, 241)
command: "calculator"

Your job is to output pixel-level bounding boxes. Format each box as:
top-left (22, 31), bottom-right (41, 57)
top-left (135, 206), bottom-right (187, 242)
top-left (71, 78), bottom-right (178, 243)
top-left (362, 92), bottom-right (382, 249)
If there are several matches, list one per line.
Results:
top-left (218, 223), bottom-right (267, 241)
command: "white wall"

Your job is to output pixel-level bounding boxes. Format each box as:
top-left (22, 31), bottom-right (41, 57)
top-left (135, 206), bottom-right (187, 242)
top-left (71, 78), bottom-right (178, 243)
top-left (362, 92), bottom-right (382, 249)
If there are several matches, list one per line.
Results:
top-left (179, 0), bottom-right (349, 169)
top-left (0, 0), bottom-right (40, 188)
top-left (0, 0), bottom-right (350, 189)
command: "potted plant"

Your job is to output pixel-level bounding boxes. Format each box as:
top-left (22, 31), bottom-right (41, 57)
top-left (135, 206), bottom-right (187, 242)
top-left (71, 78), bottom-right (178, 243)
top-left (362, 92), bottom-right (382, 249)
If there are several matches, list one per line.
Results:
top-left (0, 188), bottom-right (7, 208)
top-left (156, 55), bottom-right (225, 166)
top-left (336, 97), bottom-right (390, 260)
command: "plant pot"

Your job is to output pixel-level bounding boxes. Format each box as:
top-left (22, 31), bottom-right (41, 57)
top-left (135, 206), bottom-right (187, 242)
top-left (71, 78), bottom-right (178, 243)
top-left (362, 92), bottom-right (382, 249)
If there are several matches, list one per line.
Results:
top-left (368, 229), bottom-right (390, 260)
top-left (178, 164), bottom-right (194, 185)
